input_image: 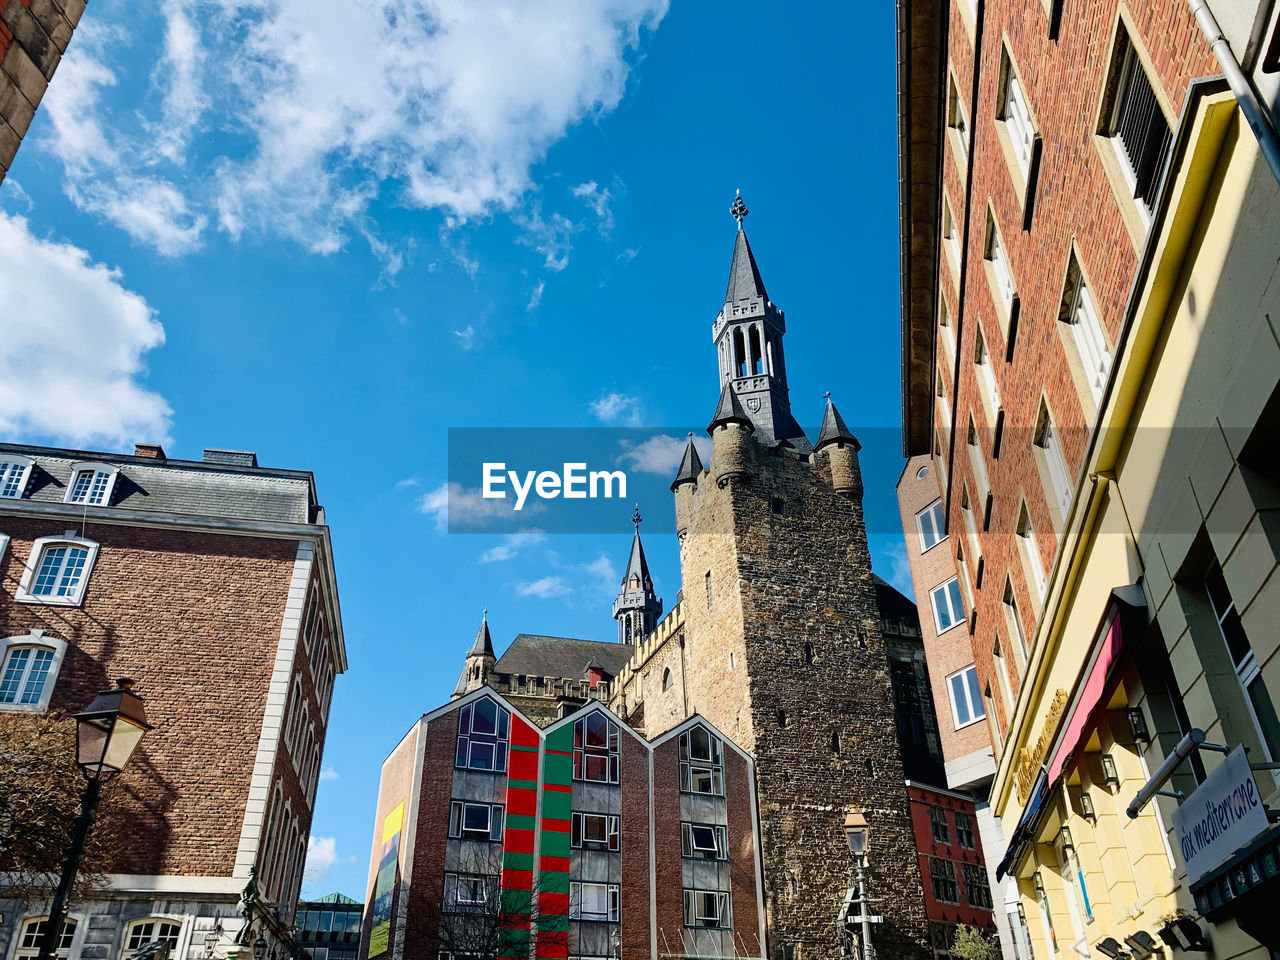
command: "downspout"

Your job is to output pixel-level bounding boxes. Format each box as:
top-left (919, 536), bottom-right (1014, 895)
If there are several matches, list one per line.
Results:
top-left (1188, 0), bottom-right (1280, 183)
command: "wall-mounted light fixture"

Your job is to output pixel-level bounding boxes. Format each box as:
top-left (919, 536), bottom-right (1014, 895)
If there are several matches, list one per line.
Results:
top-left (1032, 872), bottom-right (1046, 898)
top-left (1126, 708), bottom-right (1150, 745)
top-left (1101, 753), bottom-right (1120, 786)
top-left (1058, 827), bottom-right (1075, 857)
top-left (1124, 931), bottom-right (1160, 960)
top-left (1080, 792), bottom-right (1096, 822)
top-left (1095, 938), bottom-right (1129, 960)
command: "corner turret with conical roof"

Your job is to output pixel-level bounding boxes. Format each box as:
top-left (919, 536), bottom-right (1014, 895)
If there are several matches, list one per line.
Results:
top-left (453, 611), bottom-right (497, 697)
top-left (612, 506), bottom-right (663, 644)
top-left (815, 393), bottom-right (864, 498)
top-left (711, 193), bottom-right (811, 453)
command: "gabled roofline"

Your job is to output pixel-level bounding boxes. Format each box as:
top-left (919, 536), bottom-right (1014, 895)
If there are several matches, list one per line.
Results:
top-left (649, 713), bottom-right (756, 766)
top-left (543, 698), bottom-right (650, 747)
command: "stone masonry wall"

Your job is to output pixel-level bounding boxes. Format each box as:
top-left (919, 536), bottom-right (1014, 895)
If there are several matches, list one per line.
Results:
top-left (674, 434), bottom-right (930, 960)
top-left (0, 0), bottom-right (84, 181)
top-left (0, 515), bottom-right (296, 878)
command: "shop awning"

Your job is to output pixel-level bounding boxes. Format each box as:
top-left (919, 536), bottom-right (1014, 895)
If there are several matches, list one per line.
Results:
top-left (995, 767), bottom-right (1048, 880)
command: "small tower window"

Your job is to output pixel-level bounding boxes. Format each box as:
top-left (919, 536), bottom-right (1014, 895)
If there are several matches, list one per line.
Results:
top-left (831, 730), bottom-right (841, 754)
top-left (771, 498), bottom-right (784, 515)
top-left (777, 710), bottom-right (788, 728)
top-left (662, 668), bottom-right (673, 691)
top-left (705, 571), bottom-right (713, 609)
top-left (734, 329), bottom-right (747, 377)
top-left (750, 326), bottom-right (764, 375)
top-left (865, 759), bottom-right (875, 777)
top-left (803, 642), bottom-right (814, 665)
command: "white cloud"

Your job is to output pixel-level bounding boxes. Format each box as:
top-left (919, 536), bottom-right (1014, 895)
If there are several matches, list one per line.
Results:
top-left (396, 476), bottom-right (421, 488)
top-left (526, 280), bottom-right (545, 312)
top-left (571, 180), bottom-right (614, 234)
top-left (616, 433), bottom-right (709, 475)
top-left (454, 325), bottom-right (477, 350)
top-left (616, 247), bottom-right (639, 264)
top-left (515, 575), bottom-right (571, 599)
top-left (418, 481), bottom-right (536, 531)
top-left (0, 212), bottom-right (172, 447)
top-left (873, 537), bottom-right (916, 599)
top-left (589, 391), bottom-right (642, 425)
top-left (318, 766), bottom-right (340, 782)
top-left (303, 835), bottom-right (354, 883)
top-left (480, 531), bottom-right (546, 563)
top-left (516, 207), bottom-right (577, 271)
top-left (39, 1), bottom-right (668, 259)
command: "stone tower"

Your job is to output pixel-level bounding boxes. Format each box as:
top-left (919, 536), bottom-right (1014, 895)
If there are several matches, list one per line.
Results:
top-left (611, 506), bottom-right (663, 644)
top-left (452, 611), bottom-right (496, 697)
top-left (670, 203), bottom-right (929, 960)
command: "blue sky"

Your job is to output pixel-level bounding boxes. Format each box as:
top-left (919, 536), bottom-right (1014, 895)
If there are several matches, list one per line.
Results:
top-left (0, 0), bottom-right (908, 901)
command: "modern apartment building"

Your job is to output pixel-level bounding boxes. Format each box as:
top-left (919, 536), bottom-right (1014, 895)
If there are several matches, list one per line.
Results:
top-left (0, 442), bottom-right (346, 959)
top-left (359, 690), bottom-right (765, 960)
top-left (897, 0), bottom-right (1280, 956)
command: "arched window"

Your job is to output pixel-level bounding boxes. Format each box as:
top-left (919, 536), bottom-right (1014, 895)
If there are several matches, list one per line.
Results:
top-left (15, 535), bottom-right (100, 607)
top-left (0, 633), bottom-right (68, 712)
top-left (625, 617), bottom-right (633, 643)
top-left (749, 326), bottom-right (763, 375)
top-left (0, 454), bottom-right (33, 499)
top-left (733, 329), bottom-right (747, 377)
top-left (15, 917), bottom-right (76, 960)
top-left (123, 919), bottom-right (181, 958)
top-left (661, 668), bottom-right (672, 691)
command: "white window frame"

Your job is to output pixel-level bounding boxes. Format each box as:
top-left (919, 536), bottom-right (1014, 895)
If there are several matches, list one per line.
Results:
top-left (939, 296), bottom-right (956, 364)
top-left (916, 500), bottom-right (947, 552)
top-left (681, 822), bottom-right (729, 860)
top-left (948, 74), bottom-right (969, 165)
top-left (1035, 406), bottom-right (1074, 521)
top-left (974, 325), bottom-right (1001, 418)
top-left (569, 881), bottom-right (620, 923)
top-left (0, 632), bottom-right (69, 713)
top-left (1001, 66), bottom-right (1036, 177)
top-left (993, 634), bottom-right (1015, 714)
top-left (1107, 37), bottom-right (1172, 219)
top-left (1017, 507), bottom-right (1048, 604)
top-left (986, 219), bottom-right (1016, 317)
top-left (450, 801), bottom-right (504, 842)
top-left (930, 578), bottom-right (965, 634)
top-left (0, 532), bottom-right (9, 563)
top-left (63, 462), bottom-right (120, 506)
top-left (14, 916), bottom-right (79, 960)
top-left (1205, 560), bottom-right (1279, 762)
top-left (1003, 578), bottom-right (1029, 663)
top-left (1063, 272), bottom-right (1111, 408)
top-left (15, 534), bottom-right (101, 607)
top-left (122, 918), bottom-right (184, 959)
top-left (679, 725), bottom-right (724, 796)
top-left (683, 889), bottom-right (731, 929)
top-left (0, 455), bottom-right (33, 499)
top-left (942, 198), bottom-right (962, 269)
top-left (571, 811), bottom-right (620, 851)
top-left (946, 664), bottom-right (985, 729)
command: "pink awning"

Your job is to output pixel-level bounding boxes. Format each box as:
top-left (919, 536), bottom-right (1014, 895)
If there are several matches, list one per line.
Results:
top-left (1046, 614), bottom-right (1126, 784)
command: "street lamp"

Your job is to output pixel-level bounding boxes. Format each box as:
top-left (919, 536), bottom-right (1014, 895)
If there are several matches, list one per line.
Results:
top-left (38, 679), bottom-right (152, 960)
top-left (842, 810), bottom-right (873, 960)
top-left (253, 936), bottom-right (268, 960)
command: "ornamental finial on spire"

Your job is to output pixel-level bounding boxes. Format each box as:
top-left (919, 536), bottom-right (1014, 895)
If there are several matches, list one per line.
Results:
top-left (632, 503), bottom-right (643, 529)
top-left (730, 191), bottom-right (748, 226)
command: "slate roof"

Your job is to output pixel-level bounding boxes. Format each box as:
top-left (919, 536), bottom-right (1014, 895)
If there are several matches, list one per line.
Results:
top-left (707, 381), bottom-right (753, 434)
top-left (670, 434), bottom-right (704, 490)
top-left (816, 398), bottom-right (860, 451)
top-left (724, 225), bottom-right (769, 304)
top-left (494, 633), bottom-right (635, 680)
top-left (0, 443), bottom-right (316, 526)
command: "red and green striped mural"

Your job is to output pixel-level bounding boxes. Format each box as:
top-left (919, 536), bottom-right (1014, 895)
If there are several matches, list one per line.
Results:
top-left (537, 723), bottom-right (574, 960)
top-left (500, 712), bottom-right (541, 960)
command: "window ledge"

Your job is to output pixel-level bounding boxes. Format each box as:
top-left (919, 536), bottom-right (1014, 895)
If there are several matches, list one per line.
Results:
top-left (954, 717), bottom-right (987, 731)
top-left (13, 593), bottom-right (87, 608)
top-left (1091, 134), bottom-right (1150, 250)
top-left (920, 536), bottom-right (950, 555)
top-left (0, 701), bottom-right (50, 714)
top-left (993, 119), bottom-right (1035, 213)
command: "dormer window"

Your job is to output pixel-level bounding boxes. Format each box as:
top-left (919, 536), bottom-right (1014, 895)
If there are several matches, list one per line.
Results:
top-left (64, 463), bottom-right (119, 506)
top-left (0, 456), bottom-right (33, 498)
top-left (16, 535), bottom-right (101, 607)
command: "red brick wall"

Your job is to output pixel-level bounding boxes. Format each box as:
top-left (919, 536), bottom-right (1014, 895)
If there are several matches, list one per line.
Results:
top-left (0, 516), bottom-right (296, 877)
top-left (619, 733), bottom-right (652, 960)
top-left (0, 0), bottom-right (84, 181)
top-left (651, 736), bottom-right (686, 950)
top-left (907, 785), bottom-right (992, 928)
top-left (724, 748), bottom-right (761, 952)
top-left (404, 719), bottom-right (459, 956)
top-left (937, 0), bottom-right (1217, 744)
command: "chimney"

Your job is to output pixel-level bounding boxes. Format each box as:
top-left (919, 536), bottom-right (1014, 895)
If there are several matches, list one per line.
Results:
top-left (134, 443), bottom-right (167, 459)
top-left (202, 449), bottom-right (259, 468)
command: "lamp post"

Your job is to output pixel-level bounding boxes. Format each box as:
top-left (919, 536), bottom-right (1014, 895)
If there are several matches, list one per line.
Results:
top-left (843, 810), bottom-right (873, 960)
top-left (38, 679), bottom-right (152, 960)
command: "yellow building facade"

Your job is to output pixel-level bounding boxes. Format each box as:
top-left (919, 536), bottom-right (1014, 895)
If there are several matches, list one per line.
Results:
top-left (993, 82), bottom-right (1280, 958)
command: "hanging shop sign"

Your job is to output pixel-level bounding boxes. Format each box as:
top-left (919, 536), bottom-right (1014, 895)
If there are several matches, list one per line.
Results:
top-left (1171, 746), bottom-right (1269, 884)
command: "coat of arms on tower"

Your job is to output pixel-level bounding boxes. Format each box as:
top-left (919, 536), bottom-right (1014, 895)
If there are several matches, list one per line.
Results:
top-left (746, 398), bottom-right (761, 413)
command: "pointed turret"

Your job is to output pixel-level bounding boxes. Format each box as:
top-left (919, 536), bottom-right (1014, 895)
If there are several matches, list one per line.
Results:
top-left (453, 610), bottom-right (497, 697)
top-left (815, 394), bottom-right (864, 499)
top-left (710, 194), bottom-right (811, 453)
top-left (815, 394), bottom-right (861, 452)
top-left (612, 507), bottom-right (663, 644)
top-left (670, 433), bottom-right (704, 491)
top-left (707, 381), bottom-right (754, 434)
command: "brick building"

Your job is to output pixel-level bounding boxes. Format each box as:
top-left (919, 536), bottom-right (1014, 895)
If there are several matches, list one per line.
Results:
top-left (897, 0), bottom-right (1280, 955)
top-left (905, 783), bottom-right (1000, 960)
top-left (359, 690), bottom-right (766, 960)
top-left (0, 442), bottom-right (345, 959)
top-left (1, 0), bottom-right (84, 182)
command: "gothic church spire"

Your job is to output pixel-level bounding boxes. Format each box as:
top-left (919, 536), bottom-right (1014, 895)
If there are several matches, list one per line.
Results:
top-left (612, 506), bottom-right (662, 644)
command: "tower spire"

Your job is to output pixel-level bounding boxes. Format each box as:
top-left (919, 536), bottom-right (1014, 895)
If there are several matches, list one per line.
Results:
top-left (710, 195), bottom-right (811, 452)
top-left (612, 507), bottom-right (662, 645)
